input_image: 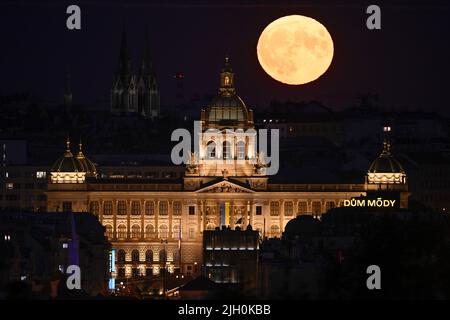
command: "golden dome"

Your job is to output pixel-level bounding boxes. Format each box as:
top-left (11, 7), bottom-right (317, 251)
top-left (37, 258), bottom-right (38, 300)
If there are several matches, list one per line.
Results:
top-left (51, 138), bottom-right (84, 172)
top-left (75, 141), bottom-right (97, 176)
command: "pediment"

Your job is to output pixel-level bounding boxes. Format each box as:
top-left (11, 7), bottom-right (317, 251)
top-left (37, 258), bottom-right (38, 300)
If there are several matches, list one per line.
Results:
top-left (195, 180), bottom-right (254, 193)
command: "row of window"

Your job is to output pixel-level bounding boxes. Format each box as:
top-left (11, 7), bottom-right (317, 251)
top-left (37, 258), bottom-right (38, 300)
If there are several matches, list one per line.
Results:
top-left (105, 224), bottom-right (196, 240)
top-left (116, 249), bottom-right (177, 264)
top-left (89, 201), bottom-right (195, 216)
top-left (205, 140), bottom-right (246, 160)
top-left (88, 200), bottom-right (337, 216)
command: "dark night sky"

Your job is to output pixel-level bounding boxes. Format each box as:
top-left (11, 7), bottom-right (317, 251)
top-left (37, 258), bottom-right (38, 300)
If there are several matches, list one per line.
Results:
top-left (1, 0), bottom-right (450, 112)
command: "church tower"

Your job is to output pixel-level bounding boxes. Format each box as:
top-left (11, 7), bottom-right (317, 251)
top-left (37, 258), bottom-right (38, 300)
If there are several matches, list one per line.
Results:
top-left (137, 28), bottom-right (160, 119)
top-left (111, 27), bottom-right (138, 114)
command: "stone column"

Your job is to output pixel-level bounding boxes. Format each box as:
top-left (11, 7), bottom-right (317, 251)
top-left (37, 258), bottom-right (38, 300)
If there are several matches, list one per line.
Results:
top-left (155, 200), bottom-right (159, 239)
top-left (113, 200), bottom-right (117, 240)
top-left (99, 200), bottom-right (104, 223)
top-left (201, 200), bottom-right (206, 232)
top-left (127, 200), bottom-right (131, 239)
top-left (279, 200), bottom-right (285, 233)
top-left (168, 200), bottom-right (173, 239)
top-left (229, 200), bottom-right (234, 229)
top-left (141, 200), bottom-right (145, 240)
top-left (216, 201), bottom-right (221, 228)
top-left (249, 200), bottom-right (254, 228)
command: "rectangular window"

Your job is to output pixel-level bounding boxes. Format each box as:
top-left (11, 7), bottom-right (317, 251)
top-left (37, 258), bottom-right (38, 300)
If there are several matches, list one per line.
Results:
top-left (188, 206), bottom-right (195, 215)
top-left (117, 201), bottom-right (127, 215)
top-left (89, 201), bottom-right (99, 216)
top-left (145, 201), bottom-right (154, 215)
top-left (159, 201), bottom-right (168, 215)
top-left (131, 201), bottom-right (140, 215)
top-left (104, 201), bottom-right (113, 215)
top-left (270, 202), bottom-right (279, 216)
top-left (284, 202), bottom-right (293, 216)
top-left (312, 201), bottom-right (322, 218)
top-left (62, 201), bottom-right (72, 212)
top-left (298, 201), bottom-right (307, 215)
top-left (6, 183), bottom-right (14, 190)
top-left (173, 201), bottom-right (182, 215)
top-left (256, 206), bottom-right (262, 215)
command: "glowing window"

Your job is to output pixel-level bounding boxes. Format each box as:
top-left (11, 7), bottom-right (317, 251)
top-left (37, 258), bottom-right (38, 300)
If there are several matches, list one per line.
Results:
top-left (237, 141), bottom-right (245, 160)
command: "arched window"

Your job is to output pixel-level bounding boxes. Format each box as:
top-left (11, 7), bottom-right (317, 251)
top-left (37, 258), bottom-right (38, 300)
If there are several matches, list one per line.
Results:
top-left (117, 225), bottom-right (127, 239)
top-left (224, 76), bottom-right (230, 85)
top-left (237, 141), bottom-right (245, 160)
top-left (159, 224), bottom-right (168, 239)
top-left (131, 225), bottom-right (141, 239)
top-left (223, 141), bottom-right (231, 160)
top-left (270, 225), bottom-right (280, 237)
top-left (131, 249), bottom-right (140, 263)
top-left (145, 250), bottom-right (153, 263)
top-left (172, 224), bottom-right (181, 239)
top-left (145, 224), bottom-right (155, 238)
top-left (117, 249), bottom-right (126, 264)
top-left (105, 224), bottom-right (113, 238)
top-left (159, 249), bottom-right (167, 263)
top-left (207, 141), bottom-right (216, 159)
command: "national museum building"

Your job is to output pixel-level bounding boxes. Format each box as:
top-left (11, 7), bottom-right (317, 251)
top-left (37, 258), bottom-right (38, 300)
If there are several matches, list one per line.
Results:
top-left (45, 58), bottom-right (408, 279)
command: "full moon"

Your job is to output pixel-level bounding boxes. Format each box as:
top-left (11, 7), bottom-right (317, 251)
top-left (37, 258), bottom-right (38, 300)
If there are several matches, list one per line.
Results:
top-left (257, 15), bottom-right (334, 85)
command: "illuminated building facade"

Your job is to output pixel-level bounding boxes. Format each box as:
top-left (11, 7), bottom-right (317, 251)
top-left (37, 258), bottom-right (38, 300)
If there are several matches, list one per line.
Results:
top-left (45, 58), bottom-right (409, 281)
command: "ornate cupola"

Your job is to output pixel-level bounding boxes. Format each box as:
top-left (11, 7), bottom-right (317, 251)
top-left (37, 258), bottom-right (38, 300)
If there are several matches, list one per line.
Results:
top-left (219, 56), bottom-right (236, 97)
top-left (50, 138), bottom-right (86, 184)
top-left (201, 56), bottom-right (254, 130)
top-left (75, 139), bottom-right (97, 177)
top-left (367, 126), bottom-right (407, 184)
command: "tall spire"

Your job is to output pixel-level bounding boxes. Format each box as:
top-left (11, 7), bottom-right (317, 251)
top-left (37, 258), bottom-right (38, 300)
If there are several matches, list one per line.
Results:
top-left (219, 55), bottom-right (235, 97)
top-left (140, 26), bottom-right (153, 76)
top-left (117, 25), bottom-right (131, 77)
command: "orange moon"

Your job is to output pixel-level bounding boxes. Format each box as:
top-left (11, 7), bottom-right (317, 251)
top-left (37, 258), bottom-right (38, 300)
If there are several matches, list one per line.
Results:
top-left (257, 15), bottom-right (334, 85)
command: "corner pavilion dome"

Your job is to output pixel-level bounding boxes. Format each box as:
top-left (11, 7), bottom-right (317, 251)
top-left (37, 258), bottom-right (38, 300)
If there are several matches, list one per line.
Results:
top-left (51, 138), bottom-right (97, 176)
top-left (51, 139), bottom-right (83, 173)
top-left (202, 57), bottom-right (254, 128)
top-left (367, 126), bottom-right (406, 184)
top-left (75, 141), bottom-right (97, 176)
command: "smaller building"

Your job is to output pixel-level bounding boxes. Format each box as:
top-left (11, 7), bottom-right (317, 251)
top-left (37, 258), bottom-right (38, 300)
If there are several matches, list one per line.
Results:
top-left (0, 211), bottom-right (110, 298)
top-left (203, 226), bottom-right (259, 292)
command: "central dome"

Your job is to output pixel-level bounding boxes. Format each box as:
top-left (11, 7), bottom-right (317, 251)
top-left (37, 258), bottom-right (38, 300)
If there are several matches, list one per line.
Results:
top-left (201, 57), bottom-right (253, 128)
